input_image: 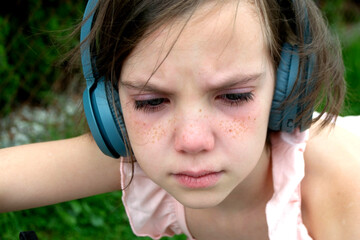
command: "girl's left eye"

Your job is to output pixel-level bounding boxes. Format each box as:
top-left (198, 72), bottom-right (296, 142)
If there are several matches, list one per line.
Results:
top-left (134, 98), bottom-right (169, 113)
top-left (216, 92), bottom-right (254, 106)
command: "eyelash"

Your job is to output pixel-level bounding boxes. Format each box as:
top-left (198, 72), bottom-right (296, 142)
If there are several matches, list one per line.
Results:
top-left (133, 92), bottom-right (254, 113)
top-left (216, 92), bottom-right (254, 106)
top-left (134, 98), bottom-right (169, 113)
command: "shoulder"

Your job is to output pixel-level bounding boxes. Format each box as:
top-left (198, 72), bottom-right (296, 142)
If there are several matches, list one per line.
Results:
top-left (302, 122), bottom-right (360, 239)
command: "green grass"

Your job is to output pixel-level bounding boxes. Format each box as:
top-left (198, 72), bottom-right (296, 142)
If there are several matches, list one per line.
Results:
top-left (1, 192), bottom-right (186, 240)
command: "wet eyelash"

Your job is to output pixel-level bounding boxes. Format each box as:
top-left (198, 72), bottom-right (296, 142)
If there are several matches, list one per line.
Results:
top-left (134, 98), bottom-right (168, 113)
top-left (217, 92), bottom-right (254, 106)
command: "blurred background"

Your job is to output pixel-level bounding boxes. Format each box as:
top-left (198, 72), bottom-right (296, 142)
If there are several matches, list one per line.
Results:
top-left (0, 0), bottom-right (359, 239)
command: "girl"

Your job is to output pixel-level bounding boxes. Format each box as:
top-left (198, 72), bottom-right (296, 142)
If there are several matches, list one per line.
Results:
top-left (1, 0), bottom-right (360, 239)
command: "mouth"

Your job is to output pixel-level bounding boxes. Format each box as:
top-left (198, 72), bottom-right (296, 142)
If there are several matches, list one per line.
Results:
top-left (173, 171), bottom-right (223, 189)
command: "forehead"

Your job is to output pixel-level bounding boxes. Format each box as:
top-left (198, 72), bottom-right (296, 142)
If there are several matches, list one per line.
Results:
top-left (121, 1), bottom-right (268, 83)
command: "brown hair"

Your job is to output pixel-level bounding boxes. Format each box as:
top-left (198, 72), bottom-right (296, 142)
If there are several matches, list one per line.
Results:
top-left (73, 0), bottom-right (346, 165)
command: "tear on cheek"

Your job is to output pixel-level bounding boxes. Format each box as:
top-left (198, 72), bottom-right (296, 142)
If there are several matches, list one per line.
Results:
top-left (219, 116), bottom-right (256, 138)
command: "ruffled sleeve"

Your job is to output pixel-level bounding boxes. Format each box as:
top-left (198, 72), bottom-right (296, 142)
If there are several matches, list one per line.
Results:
top-left (120, 160), bottom-right (194, 239)
top-left (266, 129), bottom-right (313, 240)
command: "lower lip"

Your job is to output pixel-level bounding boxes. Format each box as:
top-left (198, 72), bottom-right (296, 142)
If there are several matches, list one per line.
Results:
top-left (173, 172), bottom-right (223, 189)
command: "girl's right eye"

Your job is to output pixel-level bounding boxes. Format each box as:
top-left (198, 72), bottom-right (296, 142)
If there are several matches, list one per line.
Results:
top-left (134, 98), bottom-right (169, 113)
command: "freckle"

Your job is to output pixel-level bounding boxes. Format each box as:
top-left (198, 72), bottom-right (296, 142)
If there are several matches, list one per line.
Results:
top-left (228, 129), bottom-right (232, 133)
top-left (248, 116), bottom-right (250, 120)
top-left (199, 109), bottom-right (202, 113)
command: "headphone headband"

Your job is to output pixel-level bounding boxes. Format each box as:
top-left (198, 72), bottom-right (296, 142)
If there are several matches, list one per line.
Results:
top-left (80, 0), bottom-right (98, 88)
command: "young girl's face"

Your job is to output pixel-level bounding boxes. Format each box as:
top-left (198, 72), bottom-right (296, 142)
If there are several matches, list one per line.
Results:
top-left (119, 1), bottom-right (275, 208)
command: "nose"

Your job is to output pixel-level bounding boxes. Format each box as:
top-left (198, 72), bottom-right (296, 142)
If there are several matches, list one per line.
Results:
top-left (174, 116), bottom-right (215, 154)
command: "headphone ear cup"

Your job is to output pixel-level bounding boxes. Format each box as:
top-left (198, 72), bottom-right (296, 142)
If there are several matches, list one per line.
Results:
top-left (269, 43), bottom-right (300, 132)
top-left (83, 78), bottom-right (128, 158)
top-left (80, 0), bottom-right (128, 158)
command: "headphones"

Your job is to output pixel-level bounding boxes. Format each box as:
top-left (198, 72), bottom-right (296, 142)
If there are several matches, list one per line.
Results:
top-left (80, 0), bottom-right (315, 158)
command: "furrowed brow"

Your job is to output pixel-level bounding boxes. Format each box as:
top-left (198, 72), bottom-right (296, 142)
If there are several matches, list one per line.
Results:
top-left (119, 80), bottom-right (170, 94)
top-left (208, 72), bottom-right (264, 91)
top-left (120, 72), bottom-right (264, 93)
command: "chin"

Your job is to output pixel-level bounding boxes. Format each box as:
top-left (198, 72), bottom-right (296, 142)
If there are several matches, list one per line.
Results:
top-left (173, 191), bottom-right (227, 209)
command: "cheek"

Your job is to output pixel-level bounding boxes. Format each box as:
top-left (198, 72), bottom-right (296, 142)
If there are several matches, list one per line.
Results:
top-left (218, 101), bottom-right (268, 140)
top-left (133, 121), bottom-right (166, 144)
top-left (219, 115), bottom-right (257, 138)
top-left (123, 111), bottom-right (175, 146)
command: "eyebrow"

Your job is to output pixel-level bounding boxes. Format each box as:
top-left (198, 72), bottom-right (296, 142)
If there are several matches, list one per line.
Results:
top-left (120, 79), bottom-right (171, 94)
top-left (207, 72), bottom-right (264, 91)
top-left (120, 72), bottom-right (264, 93)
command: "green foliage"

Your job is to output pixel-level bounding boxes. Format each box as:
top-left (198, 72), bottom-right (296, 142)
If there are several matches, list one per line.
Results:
top-left (342, 35), bottom-right (360, 115)
top-left (320, 0), bottom-right (360, 27)
top-left (0, 193), bottom-right (187, 239)
top-left (0, 0), bottom-right (84, 116)
top-left (320, 0), bottom-right (360, 115)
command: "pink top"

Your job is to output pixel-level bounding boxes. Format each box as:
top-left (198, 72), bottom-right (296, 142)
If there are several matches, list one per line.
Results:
top-left (120, 129), bottom-right (312, 240)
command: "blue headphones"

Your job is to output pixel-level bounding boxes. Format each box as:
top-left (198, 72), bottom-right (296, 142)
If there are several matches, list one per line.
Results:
top-left (80, 0), bottom-right (314, 158)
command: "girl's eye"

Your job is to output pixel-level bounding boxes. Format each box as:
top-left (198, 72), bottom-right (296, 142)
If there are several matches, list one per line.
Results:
top-left (134, 98), bottom-right (169, 113)
top-left (216, 92), bottom-right (254, 106)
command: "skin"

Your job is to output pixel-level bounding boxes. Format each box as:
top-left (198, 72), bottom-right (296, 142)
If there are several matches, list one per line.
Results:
top-left (0, 134), bottom-right (121, 212)
top-left (0, 1), bottom-right (359, 239)
top-left (302, 124), bottom-right (360, 239)
top-left (119, 2), bottom-right (273, 239)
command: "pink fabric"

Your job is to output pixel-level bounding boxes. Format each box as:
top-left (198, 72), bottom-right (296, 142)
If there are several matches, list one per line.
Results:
top-left (120, 129), bottom-right (312, 240)
top-left (266, 129), bottom-right (312, 240)
top-left (120, 162), bottom-right (187, 239)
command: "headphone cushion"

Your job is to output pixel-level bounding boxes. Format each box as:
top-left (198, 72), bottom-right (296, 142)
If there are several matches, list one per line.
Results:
top-left (269, 43), bottom-right (300, 132)
top-left (104, 81), bottom-right (129, 156)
